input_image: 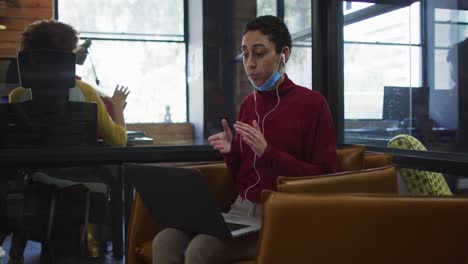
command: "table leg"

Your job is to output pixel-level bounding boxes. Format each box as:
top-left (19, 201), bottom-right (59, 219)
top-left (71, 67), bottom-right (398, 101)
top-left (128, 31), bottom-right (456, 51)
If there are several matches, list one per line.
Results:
top-left (111, 164), bottom-right (123, 258)
top-left (123, 164), bottom-right (136, 258)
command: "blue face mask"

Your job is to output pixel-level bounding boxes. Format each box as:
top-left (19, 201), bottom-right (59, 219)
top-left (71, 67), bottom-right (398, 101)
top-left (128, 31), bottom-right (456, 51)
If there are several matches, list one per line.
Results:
top-left (248, 52), bottom-right (284, 92)
top-left (250, 71), bottom-right (282, 92)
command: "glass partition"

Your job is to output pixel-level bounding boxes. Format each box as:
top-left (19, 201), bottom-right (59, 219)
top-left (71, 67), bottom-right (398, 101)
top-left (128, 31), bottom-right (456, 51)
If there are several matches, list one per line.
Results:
top-left (343, 1), bottom-right (468, 154)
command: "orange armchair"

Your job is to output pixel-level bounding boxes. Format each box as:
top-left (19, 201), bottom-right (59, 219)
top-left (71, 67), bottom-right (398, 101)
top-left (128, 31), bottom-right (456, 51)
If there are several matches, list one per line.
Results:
top-left (126, 163), bottom-right (239, 264)
top-left (126, 146), bottom-right (394, 264)
top-left (256, 192), bottom-right (468, 264)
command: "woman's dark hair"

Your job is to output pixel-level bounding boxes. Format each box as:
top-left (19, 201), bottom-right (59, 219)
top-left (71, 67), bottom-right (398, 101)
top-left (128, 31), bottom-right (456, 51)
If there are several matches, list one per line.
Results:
top-left (21, 19), bottom-right (78, 52)
top-left (243, 15), bottom-right (292, 54)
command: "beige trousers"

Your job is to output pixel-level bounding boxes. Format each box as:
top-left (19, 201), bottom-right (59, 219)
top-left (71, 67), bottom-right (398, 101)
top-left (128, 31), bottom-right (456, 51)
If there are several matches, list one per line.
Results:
top-left (152, 196), bottom-right (261, 264)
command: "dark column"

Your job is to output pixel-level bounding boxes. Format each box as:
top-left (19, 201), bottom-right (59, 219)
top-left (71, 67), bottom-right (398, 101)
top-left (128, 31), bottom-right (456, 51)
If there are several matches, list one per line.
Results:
top-left (312, 0), bottom-right (344, 144)
top-left (202, 0), bottom-right (237, 137)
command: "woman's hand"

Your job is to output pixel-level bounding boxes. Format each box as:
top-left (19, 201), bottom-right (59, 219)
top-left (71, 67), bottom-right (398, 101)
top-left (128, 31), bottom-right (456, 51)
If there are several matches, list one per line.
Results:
top-left (111, 85), bottom-right (130, 110)
top-left (208, 119), bottom-right (233, 154)
top-left (233, 120), bottom-right (267, 157)
top-left (111, 84), bottom-right (129, 127)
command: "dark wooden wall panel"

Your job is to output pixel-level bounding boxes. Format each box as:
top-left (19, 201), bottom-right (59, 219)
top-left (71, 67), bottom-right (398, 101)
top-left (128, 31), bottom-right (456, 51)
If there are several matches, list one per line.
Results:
top-left (0, 0), bottom-right (53, 57)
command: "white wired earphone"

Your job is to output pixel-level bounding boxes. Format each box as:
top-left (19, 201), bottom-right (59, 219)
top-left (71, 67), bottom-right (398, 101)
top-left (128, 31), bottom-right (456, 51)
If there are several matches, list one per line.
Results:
top-left (244, 52), bottom-right (285, 216)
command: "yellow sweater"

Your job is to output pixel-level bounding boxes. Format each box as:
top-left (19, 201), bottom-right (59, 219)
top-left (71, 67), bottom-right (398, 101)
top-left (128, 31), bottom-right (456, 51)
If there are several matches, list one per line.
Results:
top-left (9, 80), bottom-right (127, 147)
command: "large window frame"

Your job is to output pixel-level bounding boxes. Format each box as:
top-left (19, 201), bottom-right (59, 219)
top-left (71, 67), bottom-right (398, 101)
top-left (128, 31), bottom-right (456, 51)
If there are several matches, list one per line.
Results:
top-left (313, 0), bottom-right (468, 176)
top-left (54, 0), bottom-right (189, 124)
top-left (343, 2), bottom-right (424, 147)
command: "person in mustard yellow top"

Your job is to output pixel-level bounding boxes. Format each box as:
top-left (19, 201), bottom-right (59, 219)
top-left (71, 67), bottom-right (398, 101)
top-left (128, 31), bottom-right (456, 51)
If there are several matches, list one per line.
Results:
top-left (2, 19), bottom-right (130, 264)
top-left (10, 80), bottom-right (128, 147)
top-left (9, 19), bottom-right (129, 147)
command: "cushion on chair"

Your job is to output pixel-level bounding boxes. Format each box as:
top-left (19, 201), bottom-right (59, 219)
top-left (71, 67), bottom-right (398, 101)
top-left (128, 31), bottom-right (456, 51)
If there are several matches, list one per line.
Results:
top-left (388, 134), bottom-right (452, 195)
top-left (336, 145), bottom-right (365, 172)
top-left (363, 152), bottom-right (393, 169)
top-left (277, 165), bottom-right (397, 194)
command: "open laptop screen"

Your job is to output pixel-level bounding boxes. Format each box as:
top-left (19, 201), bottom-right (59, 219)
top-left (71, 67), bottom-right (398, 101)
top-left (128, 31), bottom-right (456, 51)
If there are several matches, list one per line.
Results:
top-left (125, 164), bottom-right (232, 239)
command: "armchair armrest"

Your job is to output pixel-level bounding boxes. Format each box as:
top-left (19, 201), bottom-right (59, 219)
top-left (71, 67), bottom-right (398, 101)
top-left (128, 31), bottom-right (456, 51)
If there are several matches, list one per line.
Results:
top-left (363, 152), bottom-right (393, 169)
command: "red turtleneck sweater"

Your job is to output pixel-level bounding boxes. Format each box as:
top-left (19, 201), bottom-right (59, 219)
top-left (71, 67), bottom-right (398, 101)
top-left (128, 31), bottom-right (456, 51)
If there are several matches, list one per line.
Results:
top-left (224, 74), bottom-right (337, 202)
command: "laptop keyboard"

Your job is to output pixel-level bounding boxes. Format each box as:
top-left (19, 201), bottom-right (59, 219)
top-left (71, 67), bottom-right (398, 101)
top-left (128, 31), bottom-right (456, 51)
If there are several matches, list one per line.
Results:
top-left (226, 222), bottom-right (249, 232)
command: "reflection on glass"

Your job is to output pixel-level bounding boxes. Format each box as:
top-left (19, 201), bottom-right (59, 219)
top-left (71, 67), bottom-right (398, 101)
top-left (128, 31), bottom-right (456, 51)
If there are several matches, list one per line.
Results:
top-left (344, 1), bottom-right (468, 153)
top-left (257, 0), bottom-right (277, 17)
top-left (433, 5), bottom-right (468, 150)
top-left (343, 2), bottom-right (422, 147)
top-left (434, 24), bottom-right (468, 48)
top-left (76, 40), bottom-right (187, 123)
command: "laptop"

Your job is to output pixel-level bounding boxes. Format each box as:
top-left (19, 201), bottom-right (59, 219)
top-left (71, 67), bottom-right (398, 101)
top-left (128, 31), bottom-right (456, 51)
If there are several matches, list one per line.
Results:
top-left (125, 164), bottom-right (261, 239)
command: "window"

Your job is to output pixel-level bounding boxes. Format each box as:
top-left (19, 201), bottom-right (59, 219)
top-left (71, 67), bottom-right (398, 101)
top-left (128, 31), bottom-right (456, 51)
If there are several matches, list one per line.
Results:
top-left (57, 0), bottom-right (186, 123)
top-left (257, 0), bottom-right (312, 89)
top-left (257, 0), bottom-right (277, 17)
top-left (284, 0), bottom-right (312, 89)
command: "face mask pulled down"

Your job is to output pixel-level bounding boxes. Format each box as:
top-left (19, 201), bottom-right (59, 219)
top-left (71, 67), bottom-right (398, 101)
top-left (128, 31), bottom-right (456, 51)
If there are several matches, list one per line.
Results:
top-left (248, 54), bottom-right (284, 92)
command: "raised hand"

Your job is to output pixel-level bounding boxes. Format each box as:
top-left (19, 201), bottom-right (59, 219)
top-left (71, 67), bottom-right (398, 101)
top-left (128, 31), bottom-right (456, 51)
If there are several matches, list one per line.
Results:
top-left (233, 120), bottom-right (267, 157)
top-left (111, 84), bottom-right (130, 127)
top-left (208, 119), bottom-right (233, 154)
top-left (111, 84), bottom-right (130, 110)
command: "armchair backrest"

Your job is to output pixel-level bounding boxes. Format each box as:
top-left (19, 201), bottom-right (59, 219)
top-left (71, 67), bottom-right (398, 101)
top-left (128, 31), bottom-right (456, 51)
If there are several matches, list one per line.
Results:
top-left (17, 50), bottom-right (76, 98)
top-left (257, 192), bottom-right (468, 264)
top-left (277, 165), bottom-right (397, 194)
top-left (336, 145), bottom-right (365, 171)
top-left (0, 50), bottom-right (97, 148)
top-left (337, 145), bottom-right (394, 171)
top-left (363, 152), bottom-right (393, 169)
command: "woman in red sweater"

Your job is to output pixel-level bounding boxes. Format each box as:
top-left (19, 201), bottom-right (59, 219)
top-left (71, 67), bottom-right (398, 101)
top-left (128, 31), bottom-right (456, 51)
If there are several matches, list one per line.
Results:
top-left (152, 15), bottom-right (337, 264)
